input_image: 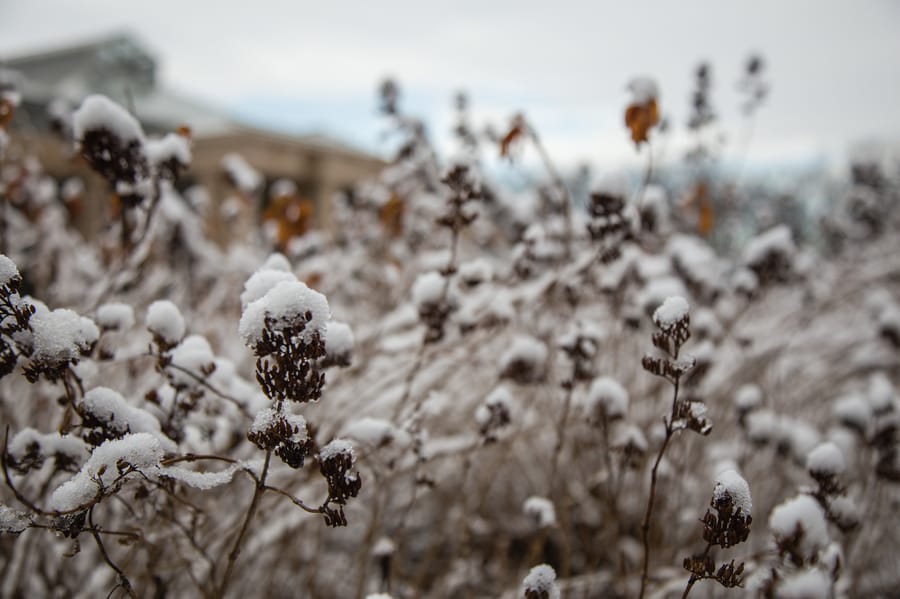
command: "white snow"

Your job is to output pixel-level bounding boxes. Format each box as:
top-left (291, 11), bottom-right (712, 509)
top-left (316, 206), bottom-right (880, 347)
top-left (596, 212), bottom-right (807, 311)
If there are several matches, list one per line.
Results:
top-left (72, 94), bottom-right (144, 143)
top-left (168, 335), bottom-right (216, 385)
top-left (249, 406), bottom-right (307, 444)
top-left (261, 253), bottom-right (292, 272)
top-left (0, 254), bottom-right (19, 287)
top-left (585, 376), bottom-right (629, 420)
top-left (746, 409), bottom-right (778, 444)
top-left (221, 153), bottom-right (262, 193)
top-left (0, 504), bottom-right (31, 533)
top-left (29, 307), bottom-right (97, 366)
top-left (806, 442), bottom-right (845, 478)
top-left (523, 496), bottom-right (557, 528)
top-left (239, 280), bottom-right (330, 348)
top-left (742, 225), bottom-right (795, 268)
top-left (653, 296), bottom-right (690, 330)
top-left (8, 428), bottom-right (88, 464)
top-left (372, 537), bottom-right (396, 557)
top-left (776, 568), bottom-right (831, 599)
top-left (341, 417), bottom-right (397, 447)
top-left (458, 258), bottom-right (493, 286)
top-left (713, 469), bottom-right (752, 515)
top-left (475, 386), bottom-right (514, 427)
top-left (867, 372), bottom-right (896, 413)
top-left (500, 335), bottom-right (548, 376)
top-left (80, 387), bottom-right (176, 452)
top-left (146, 300), bottom-right (186, 346)
top-left (49, 433), bottom-right (165, 512)
top-left (96, 302), bottom-right (135, 331)
top-left (324, 321), bottom-right (355, 358)
top-left (769, 494), bottom-right (830, 560)
top-left (240, 269), bottom-right (298, 309)
top-left (627, 77), bottom-right (659, 103)
top-left (521, 564), bottom-right (560, 599)
top-left (160, 463), bottom-right (239, 490)
top-left (613, 424), bottom-right (648, 453)
top-left (411, 271), bottom-right (446, 309)
top-left (832, 394), bottom-right (872, 433)
top-left (319, 438), bottom-right (355, 462)
top-left (145, 133), bottom-right (191, 167)
top-left (735, 384), bottom-right (763, 412)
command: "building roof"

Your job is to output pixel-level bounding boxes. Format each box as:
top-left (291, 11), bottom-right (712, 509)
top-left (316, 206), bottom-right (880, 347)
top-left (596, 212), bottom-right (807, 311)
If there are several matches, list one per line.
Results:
top-left (2, 32), bottom-right (378, 158)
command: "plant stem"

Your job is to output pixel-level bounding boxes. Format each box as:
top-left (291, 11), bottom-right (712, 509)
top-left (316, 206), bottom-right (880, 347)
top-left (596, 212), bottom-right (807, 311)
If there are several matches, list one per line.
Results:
top-left (638, 376), bottom-right (681, 599)
top-left (88, 507), bottom-right (136, 598)
top-left (216, 450), bottom-right (272, 598)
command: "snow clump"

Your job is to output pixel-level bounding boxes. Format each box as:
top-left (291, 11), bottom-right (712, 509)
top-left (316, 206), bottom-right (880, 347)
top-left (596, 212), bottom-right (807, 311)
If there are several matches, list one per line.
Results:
top-left (146, 300), bottom-right (186, 347)
top-left (521, 564), bottom-right (560, 599)
top-left (653, 295), bottom-right (690, 330)
top-left (713, 469), bottom-right (752, 515)
top-left (239, 280), bottom-right (330, 349)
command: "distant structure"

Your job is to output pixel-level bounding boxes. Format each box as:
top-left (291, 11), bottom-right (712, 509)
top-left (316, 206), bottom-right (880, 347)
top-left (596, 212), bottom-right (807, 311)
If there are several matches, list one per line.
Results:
top-left (1, 33), bottom-right (384, 242)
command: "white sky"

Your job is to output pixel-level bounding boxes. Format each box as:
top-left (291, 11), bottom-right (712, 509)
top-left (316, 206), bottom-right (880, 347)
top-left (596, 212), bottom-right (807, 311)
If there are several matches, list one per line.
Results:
top-left (2, 0), bottom-right (900, 171)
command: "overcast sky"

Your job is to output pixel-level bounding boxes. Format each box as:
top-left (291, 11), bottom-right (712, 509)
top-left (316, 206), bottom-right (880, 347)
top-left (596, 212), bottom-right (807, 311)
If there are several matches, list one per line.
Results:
top-left (2, 0), bottom-right (900, 171)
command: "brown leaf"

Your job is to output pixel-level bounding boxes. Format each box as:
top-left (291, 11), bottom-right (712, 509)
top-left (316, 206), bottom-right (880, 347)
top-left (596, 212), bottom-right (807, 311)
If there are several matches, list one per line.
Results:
top-left (624, 99), bottom-right (659, 146)
top-left (499, 114), bottom-right (525, 157)
top-left (379, 194), bottom-right (405, 237)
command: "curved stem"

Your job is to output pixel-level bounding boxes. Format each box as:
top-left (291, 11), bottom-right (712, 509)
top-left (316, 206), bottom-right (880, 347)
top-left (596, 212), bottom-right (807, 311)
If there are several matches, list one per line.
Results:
top-left (216, 450), bottom-right (272, 598)
top-left (89, 507), bottom-right (137, 598)
top-left (638, 377), bottom-right (680, 599)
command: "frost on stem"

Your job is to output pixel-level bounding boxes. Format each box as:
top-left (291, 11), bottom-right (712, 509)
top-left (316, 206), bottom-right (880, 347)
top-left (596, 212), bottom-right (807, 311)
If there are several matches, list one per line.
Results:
top-left (521, 564), bottom-right (560, 599)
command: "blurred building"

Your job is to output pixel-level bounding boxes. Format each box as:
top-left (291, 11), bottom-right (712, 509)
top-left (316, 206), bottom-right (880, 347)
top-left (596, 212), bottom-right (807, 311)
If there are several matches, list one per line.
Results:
top-left (1, 32), bottom-right (383, 242)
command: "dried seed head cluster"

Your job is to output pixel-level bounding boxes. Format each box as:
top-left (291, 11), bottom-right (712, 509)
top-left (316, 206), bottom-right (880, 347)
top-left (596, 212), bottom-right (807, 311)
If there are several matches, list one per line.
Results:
top-left (687, 62), bottom-right (716, 131)
top-left (0, 256), bottom-right (34, 380)
top-left (247, 407), bottom-right (311, 469)
top-left (521, 564), bottom-right (560, 599)
top-left (73, 95), bottom-right (151, 206)
top-left (587, 190), bottom-right (630, 263)
top-left (738, 53), bottom-right (768, 116)
top-left (475, 387), bottom-right (513, 443)
top-left (318, 439), bottom-right (362, 527)
top-left (683, 470), bottom-right (752, 593)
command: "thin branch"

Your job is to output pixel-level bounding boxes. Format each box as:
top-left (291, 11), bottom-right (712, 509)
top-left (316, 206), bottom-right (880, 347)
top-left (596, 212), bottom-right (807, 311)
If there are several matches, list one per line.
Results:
top-left (216, 450), bottom-right (272, 598)
top-left (89, 507), bottom-right (137, 599)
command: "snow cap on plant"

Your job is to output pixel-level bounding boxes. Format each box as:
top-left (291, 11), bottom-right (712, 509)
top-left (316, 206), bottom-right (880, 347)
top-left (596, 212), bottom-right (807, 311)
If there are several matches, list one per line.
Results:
top-left (521, 564), bottom-right (560, 599)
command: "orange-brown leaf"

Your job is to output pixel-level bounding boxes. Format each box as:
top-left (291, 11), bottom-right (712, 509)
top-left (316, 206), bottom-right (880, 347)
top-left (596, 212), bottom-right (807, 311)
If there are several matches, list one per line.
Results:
top-left (0, 99), bottom-right (13, 129)
top-left (499, 124), bottom-right (523, 158)
top-left (624, 99), bottom-right (659, 146)
top-left (379, 194), bottom-right (405, 237)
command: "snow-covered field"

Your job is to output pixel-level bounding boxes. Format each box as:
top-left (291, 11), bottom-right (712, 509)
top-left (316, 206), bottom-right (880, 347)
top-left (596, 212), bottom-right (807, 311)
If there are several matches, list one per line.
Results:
top-left (1, 83), bottom-right (899, 599)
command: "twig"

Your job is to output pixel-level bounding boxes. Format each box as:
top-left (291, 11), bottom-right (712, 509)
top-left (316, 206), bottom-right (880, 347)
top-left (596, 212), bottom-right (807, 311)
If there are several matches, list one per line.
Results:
top-left (638, 376), bottom-right (681, 599)
top-left (216, 450), bottom-right (272, 598)
top-left (89, 507), bottom-right (137, 598)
